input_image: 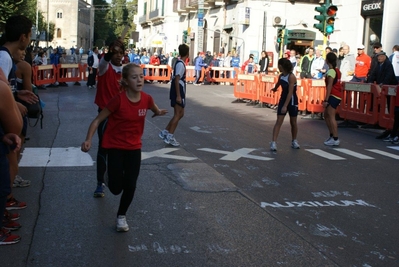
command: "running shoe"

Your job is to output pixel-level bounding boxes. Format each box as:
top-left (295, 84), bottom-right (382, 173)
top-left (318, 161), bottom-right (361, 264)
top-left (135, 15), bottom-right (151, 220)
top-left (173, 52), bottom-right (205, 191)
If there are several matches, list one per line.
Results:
top-left (0, 228), bottom-right (20, 245)
top-left (270, 141), bottom-right (277, 151)
top-left (93, 184), bottom-right (105, 198)
top-left (116, 215), bottom-right (129, 232)
top-left (4, 210), bottom-right (20, 221)
top-left (164, 135), bottom-right (180, 147)
top-left (13, 175), bottom-right (31, 188)
top-left (6, 197), bottom-right (27, 210)
top-left (291, 140), bottom-right (300, 149)
top-left (383, 135), bottom-right (392, 142)
top-left (392, 136), bottom-right (399, 144)
top-left (324, 138), bottom-right (340, 146)
top-left (158, 130), bottom-right (168, 140)
top-left (2, 218), bottom-right (21, 231)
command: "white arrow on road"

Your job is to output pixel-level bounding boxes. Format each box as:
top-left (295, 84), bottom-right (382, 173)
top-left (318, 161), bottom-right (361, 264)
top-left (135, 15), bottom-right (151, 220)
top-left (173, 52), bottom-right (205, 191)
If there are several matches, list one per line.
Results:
top-left (142, 148), bottom-right (197, 161)
top-left (198, 148), bottom-right (274, 161)
top-left (190, 126), bottom-right (211, 133)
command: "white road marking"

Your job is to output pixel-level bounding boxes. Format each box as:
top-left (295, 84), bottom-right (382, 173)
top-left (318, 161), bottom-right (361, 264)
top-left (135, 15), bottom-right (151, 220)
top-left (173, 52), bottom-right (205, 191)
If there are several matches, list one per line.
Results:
top-left (333, 148), bottom-right (374, 159)
top-left (305, 149), bottom-right (345, 160)
top-left (19, 147), bottom-right (94, 167)
top-left (190, 126), bottom-right (211, 133)
top-left (387, 146), bottom-right (399, 151)
top-left (142, 148), bottom-right (197, 161)
top-left (366, 149), bottom-right (399, 160)
top-left (198, 148), bottom-right (274, 161)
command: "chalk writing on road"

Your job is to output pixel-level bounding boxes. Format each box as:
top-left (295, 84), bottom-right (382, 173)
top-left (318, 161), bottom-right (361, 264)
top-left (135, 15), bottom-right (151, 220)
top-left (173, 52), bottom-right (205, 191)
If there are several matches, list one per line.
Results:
top-left (260, 199), bottom-right (376, 208)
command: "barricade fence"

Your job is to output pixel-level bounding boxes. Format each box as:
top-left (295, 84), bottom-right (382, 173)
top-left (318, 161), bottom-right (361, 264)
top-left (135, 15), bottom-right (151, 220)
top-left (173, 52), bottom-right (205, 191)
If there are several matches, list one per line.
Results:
top-left (31, 65), bottom-right (397, 129)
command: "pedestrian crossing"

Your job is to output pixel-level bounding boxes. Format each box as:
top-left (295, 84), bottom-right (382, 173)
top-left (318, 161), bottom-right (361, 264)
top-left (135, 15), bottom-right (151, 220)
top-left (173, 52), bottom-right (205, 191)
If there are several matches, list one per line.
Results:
top-left (305, 146), bottom-right (399, 161)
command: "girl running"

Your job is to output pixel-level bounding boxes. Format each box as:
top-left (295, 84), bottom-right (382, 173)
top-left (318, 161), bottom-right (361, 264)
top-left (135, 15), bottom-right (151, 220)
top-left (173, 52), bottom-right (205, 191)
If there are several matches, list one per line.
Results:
top-left (81, 63), bottom-right (167, 232)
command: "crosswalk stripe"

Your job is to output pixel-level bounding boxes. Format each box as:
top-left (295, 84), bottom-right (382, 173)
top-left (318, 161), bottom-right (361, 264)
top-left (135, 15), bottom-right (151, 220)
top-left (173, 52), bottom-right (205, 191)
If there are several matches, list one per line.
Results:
top-left (366, 149), bottom-right (399, 160)
top-left (333, 148), bottom-right (374, 159)
top-left (305, 149), bottom-right (346, 160)
top-left (387, 146), bottom-right (399, 151)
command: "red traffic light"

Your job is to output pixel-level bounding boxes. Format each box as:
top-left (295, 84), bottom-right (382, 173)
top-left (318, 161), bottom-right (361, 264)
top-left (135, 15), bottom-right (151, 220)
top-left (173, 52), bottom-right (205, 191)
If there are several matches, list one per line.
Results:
top-left (327, 5), bottom-right (337, 16)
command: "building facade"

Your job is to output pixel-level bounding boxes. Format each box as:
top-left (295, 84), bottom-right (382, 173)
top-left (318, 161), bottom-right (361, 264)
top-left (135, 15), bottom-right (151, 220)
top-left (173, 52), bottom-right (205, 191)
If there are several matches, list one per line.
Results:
top-left (38, 0), bottom-right (93, 51)
top-left (137, 0), bottom-right (398, 67)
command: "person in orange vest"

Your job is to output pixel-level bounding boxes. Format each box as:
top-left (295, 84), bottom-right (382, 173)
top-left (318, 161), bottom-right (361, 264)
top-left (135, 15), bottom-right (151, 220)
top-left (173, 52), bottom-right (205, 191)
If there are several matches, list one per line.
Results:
top-left (350, 44), bottom-right (371, 83)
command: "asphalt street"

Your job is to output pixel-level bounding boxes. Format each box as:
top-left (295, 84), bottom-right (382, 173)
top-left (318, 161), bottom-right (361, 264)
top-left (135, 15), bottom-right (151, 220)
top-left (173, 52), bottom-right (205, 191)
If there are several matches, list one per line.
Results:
top-left (1, 81), bottom-right (398, 267)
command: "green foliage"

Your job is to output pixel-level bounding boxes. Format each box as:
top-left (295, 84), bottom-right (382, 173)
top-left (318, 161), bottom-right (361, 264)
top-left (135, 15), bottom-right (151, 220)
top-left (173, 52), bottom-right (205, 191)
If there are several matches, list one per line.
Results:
top-left (0, 0), bottom-right (24, 31)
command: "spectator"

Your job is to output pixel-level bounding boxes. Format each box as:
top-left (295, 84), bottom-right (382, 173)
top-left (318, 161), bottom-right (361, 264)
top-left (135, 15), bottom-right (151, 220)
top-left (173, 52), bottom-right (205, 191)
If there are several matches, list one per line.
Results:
top-left (311, 49), bottom-right (326, 79)
top-left (367, 42), bottom-right (384, 82)
top-left (299, 47), bottom-right (314, 78)
top-left (231, 52), bottom-right (240, 78)
top-left (140, 51), bottom-right (150, 79)
top-left (194, 52), bottom-right (207, 86)
top-left (259, 51), bottom-right (270, 74)
top-left (59, 52), bottom-right (68, 86)
top-left (339, 45), bottom-right (355, 82)
top-left (389, 45), bottom-right (399, 82)
top-left (48, 48), bottom-right (60, 87)
top-left (87, 47), bottom-right (99, 89)
top-left (337, 47), bottom-right (344, 69)
top-left (245, 56), bottom-right (257, 74)
top-left (350, 44), bottom-right (371, 83)
top-left (289, 50), bottom-right (297, 68)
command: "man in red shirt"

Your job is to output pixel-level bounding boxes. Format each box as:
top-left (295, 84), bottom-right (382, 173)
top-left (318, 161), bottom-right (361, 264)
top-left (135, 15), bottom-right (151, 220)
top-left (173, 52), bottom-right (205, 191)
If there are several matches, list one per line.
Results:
top-left (351, 44), bottom-right (371, 83)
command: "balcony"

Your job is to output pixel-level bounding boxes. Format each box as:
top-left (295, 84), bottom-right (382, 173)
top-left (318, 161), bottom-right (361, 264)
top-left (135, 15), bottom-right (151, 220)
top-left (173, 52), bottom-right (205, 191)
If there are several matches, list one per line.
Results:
top-left (149, 8), bottom-right (164, 20)
top-left (139, 14), bottom-right (151, 26)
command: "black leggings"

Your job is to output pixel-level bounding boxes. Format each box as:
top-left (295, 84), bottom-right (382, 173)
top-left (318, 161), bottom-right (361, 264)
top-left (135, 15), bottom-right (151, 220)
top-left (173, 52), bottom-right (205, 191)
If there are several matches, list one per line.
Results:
top-left (107, 148), bottom-right (141, 216)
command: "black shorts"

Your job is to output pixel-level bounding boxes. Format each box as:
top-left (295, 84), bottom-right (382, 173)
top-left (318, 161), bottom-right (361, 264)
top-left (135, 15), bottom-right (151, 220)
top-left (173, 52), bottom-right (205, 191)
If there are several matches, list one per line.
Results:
top-left (277, 100), bottom-right (298, 117)
top-left (327, 95), bottom-right (341, 109)
top-left (170, 81), bottom-right (186, 108)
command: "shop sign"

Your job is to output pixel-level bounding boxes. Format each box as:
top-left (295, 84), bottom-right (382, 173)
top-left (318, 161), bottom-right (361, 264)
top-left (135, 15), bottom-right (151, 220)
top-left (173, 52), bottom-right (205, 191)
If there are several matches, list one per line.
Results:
top-left (361, 0), bottom-right (384, 16)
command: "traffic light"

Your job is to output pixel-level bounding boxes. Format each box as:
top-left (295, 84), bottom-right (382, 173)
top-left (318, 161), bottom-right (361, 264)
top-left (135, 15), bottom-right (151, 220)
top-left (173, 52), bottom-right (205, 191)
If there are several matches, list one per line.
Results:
top-left (313, 4), bottom-right (327, 34)
top-left (313, 0), bottom-right (338, 36)
top-left (183, 30), bottom-right (188, 43)
top-left (325, 5), bottom-right (337, 35)
top-left (277, 27), bottom-right (284, 44)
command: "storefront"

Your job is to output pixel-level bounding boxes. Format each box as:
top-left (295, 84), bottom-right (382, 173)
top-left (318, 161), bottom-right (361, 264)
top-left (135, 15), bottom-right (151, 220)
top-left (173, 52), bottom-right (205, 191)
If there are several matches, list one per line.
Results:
top-left (361, 0), bottom-right (384, 55)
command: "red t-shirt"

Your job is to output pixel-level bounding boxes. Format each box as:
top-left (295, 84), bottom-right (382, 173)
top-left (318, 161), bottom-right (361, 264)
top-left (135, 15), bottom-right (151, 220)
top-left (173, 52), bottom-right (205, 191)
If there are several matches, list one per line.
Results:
top-left (102, 91), bottom-right (154, 150)
top-left (94, 63), bottom-right (122, 109)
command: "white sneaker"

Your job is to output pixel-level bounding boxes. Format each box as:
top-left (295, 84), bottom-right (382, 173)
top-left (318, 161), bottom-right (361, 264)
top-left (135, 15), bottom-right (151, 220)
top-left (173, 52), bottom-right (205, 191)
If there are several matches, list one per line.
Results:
top-left (158, 130), bottom-right (168, 140)
top-left (116, 215), bottom-right (129, 232)
top-left (291, 140), bottom-right (300, 149)
top-left (13, 175), bottom-right (31, 188)
top-left (270, 141), bottom-right (277, 151)
top-left (164, 135), bottom-right (180, 147)
top-left (324, 136), bottom-right (332, 143)
top-left (324, 138), bottom-right (340, 146)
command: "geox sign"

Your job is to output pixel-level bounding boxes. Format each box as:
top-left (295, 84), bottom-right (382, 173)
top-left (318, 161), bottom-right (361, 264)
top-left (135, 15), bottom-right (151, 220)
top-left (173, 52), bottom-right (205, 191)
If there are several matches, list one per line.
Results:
top-left (361, 0), bottom-right (384, 16)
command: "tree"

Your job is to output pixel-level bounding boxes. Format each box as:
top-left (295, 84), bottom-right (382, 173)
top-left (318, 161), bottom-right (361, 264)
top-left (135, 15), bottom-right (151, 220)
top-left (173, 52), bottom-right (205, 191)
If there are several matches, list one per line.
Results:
top-left (0, 0), bottom-right (24, 31)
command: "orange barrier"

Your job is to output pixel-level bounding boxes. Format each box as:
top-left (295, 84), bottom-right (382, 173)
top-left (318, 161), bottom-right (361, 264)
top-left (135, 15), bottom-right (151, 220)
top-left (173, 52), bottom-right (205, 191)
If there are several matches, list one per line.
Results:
top-left (378, 85), bottom-right (397, 130)
top-left (185, 66), bottom-right (205, 83)
top-left (234, 74), bottom-right (259, 101)
top-left (141, 64), bottom-right (172, 83)
top-left (296, 79), bottom-right (308, 112)
top-left (306, 79), bottom-right (326, 114)
top-left (56, 64), bottom-right (82, 84)
top-left (32, 65), bottom-right (57, 86)
top-left (206, 67), bottom-right (238, 85)
top-left (339, 82), bottom-right (380, 125)
top-left (258, 75), bottom-right (279, 105)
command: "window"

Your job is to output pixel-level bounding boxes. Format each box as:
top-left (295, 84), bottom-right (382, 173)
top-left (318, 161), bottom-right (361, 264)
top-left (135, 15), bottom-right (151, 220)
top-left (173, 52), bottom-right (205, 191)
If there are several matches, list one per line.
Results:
top-left (57, 28), bottom-right (62, 38)
top-left (57, 12), bottom-right (63, 19)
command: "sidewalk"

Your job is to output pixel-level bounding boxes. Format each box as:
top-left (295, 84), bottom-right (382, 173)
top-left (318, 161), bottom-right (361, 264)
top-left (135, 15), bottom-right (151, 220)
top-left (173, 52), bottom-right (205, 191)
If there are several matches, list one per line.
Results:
top-left (1, 83), bottom-right (338, 267)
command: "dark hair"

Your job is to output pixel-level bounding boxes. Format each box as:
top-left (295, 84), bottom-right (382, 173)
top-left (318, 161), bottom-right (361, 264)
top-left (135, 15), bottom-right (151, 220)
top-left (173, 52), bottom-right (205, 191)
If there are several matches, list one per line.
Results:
top-left (326, 52), bottom-right (337, 68)
top-left (178, 44), bottom-right (189, 57)
top-left (278, 58), bottom-right (293, 73)
top-left (5, 15), bottom-right (32, 42)
top-left (325, 46), bottom-right (332, 51)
